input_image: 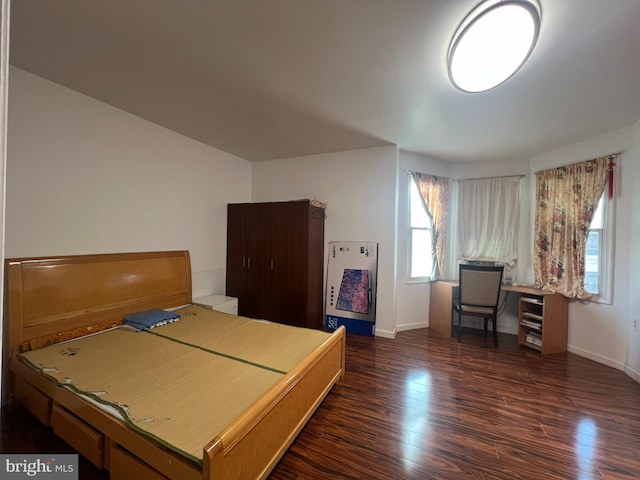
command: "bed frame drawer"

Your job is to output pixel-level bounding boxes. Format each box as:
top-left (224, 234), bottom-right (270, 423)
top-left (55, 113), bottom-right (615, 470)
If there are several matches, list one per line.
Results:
top-left (51, 404), bottom-right (104, 468)
top-left (110, 445), bottom-right (169, 480)
top-left (14, 376), bottom-right (52, 426)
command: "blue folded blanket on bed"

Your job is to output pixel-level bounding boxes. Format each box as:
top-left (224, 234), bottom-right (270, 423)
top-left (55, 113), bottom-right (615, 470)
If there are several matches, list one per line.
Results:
top-left (124, 309), bottom-right (181, 330)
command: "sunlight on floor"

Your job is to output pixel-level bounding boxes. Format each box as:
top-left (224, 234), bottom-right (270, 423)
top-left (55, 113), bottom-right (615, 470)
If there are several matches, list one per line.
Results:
top-left (403, 370), bottom-right (432, 469)
top-left (576, 417), bottom-right (597, 480)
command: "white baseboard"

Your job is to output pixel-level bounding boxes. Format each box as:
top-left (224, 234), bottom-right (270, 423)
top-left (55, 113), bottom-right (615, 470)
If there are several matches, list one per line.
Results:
top-left (374, 327), bottom-right (397, 338)
top-left (624, 364), bottom-right (640, 383)
top-left (396, 320), bottom-right (517, 336)
top-left (397, 321), bottom-right (428, 332)
top-left (567, 344), bottom-right (625, 371)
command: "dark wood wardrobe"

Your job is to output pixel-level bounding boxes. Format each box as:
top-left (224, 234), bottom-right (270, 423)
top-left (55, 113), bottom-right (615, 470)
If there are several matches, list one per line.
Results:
top-left (225, 200), bottom-right (325, 329)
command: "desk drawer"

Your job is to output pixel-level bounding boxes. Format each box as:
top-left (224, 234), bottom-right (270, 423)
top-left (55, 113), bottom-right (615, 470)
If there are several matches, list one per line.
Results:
top-left (51, 404), bottom-right (104, 468)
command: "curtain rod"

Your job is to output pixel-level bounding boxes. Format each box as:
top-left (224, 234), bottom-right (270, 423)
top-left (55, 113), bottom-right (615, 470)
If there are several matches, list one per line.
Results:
top-left (404, 170), bottom-right (524, 181)
top-left (404, 169), bottom-right (452, 178)
top-left (532, 151), bottom-right (623, 174)
top-left (453, 174), bottom-right (525, 182)
top-left (407, 149), bottom-right (624, 180)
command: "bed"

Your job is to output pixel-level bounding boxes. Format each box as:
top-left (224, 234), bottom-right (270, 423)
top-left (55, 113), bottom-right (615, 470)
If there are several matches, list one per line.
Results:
top-left (6, 250), bottom-right (346, 480)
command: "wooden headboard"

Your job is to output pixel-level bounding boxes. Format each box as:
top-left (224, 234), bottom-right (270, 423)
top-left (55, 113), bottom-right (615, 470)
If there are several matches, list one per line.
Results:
top-left (5, 250), bottom-right (192, 358)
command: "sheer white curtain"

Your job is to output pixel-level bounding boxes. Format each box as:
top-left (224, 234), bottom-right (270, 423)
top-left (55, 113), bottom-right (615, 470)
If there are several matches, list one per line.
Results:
top-left (458, 176), bottom-right (521, 265)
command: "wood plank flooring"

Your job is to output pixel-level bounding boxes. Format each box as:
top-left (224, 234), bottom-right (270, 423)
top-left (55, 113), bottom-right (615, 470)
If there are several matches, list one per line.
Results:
top-left (3, 327), bottom-right (640, 479)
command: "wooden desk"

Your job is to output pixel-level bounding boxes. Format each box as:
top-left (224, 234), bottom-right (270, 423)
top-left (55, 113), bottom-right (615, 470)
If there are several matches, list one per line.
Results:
top-left (428, 281), bottom-right (568, 354)
top-left (428, 280), bottom-right (459, 338)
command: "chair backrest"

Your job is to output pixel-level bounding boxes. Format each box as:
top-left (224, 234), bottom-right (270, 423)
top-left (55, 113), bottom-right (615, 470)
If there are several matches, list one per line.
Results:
top-left (459, 263), bottom-right (504, 308)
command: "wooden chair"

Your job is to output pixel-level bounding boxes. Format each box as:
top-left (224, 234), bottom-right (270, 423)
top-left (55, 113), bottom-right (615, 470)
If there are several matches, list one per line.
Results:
top-left (453, 263), bottom-right (504, 347)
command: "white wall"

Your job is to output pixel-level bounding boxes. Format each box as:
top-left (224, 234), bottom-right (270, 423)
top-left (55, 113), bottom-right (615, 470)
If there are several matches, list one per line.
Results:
top-left (251, 146), bottom-right (399, 337)
top-left (529, 127), bottom-right (634, 370)
top-left (626, 119), bottom-right (640, 381)
top-left (6, 67), bottom-right (252, 298)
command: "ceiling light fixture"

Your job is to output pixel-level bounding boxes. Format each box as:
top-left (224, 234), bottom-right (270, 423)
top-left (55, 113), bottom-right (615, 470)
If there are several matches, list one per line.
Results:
top-left (447, 0), bottom-right (541, 93)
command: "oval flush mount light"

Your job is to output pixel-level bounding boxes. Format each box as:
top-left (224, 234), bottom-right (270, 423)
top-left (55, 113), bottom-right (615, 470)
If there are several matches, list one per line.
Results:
top-left (447, 0), bottom-right (541, 93)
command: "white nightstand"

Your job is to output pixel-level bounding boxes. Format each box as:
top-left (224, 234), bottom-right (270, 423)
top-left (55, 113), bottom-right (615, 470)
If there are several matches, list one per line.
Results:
top-left (193, 295), bottom-right (238, 315)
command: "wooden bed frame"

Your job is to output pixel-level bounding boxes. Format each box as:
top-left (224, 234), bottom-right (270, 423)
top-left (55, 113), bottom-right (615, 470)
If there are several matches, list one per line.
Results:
top-left (6, 250), bottom-right (346, 480)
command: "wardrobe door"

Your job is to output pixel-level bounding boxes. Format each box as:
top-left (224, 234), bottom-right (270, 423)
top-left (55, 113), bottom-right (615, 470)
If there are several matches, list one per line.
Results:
top-left (225, 203), bottom-right (249, 313)
top-left (305, 203), bottom-right (325, 329)
top-left (270, 201), bottom-right (324, 329)
top-left (268, 202), bottom-right (293, 325)
top-left (283, 201), bottom-right (311, 326)
top-left (245, 203), bottom-right (272, 320)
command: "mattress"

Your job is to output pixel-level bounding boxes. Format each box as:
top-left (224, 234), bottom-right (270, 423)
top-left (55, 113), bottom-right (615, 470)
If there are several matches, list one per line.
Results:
top-left (18, 305), bottom-right (332, 464)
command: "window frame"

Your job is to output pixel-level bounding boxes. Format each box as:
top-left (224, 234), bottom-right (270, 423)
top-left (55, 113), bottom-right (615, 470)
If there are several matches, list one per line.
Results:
top-left (585, 192), bottom-right (614, 304)
top-left (407, 174), bottom-right (434, 284)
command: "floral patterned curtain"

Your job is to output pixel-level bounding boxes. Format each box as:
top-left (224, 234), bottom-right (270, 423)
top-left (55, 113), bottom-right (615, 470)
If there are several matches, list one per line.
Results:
top-left (533, 157), bottom-right (609, 298)
top-left (411, 172), bottom-right (449, 279)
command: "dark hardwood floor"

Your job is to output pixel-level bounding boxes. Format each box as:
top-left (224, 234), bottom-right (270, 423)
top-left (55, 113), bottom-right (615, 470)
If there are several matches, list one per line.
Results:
top-left (3, 327), bottom-right (640, 479)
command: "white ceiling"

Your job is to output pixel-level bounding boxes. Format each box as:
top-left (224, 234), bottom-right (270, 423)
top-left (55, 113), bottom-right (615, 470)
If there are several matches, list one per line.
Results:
top-left (8, 0), bottom-right (640, 163)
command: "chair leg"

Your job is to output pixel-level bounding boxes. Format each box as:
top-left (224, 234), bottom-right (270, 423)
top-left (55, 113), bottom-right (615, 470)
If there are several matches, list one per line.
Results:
top-left (484, 318), bottom-right (488, 335)
top-left (457, 312), bottom-right (462, 342)
top-left (492, 317), bottom-right (498, 347)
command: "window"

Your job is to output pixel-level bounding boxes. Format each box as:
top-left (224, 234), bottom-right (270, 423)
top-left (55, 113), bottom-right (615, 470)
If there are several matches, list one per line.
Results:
top-left (408, 175), bottom-right (433, 281)
top-left (585, 193), bottom-right (613, 303)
